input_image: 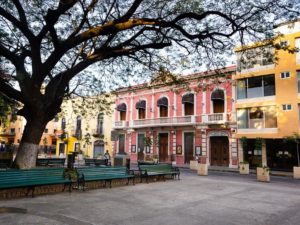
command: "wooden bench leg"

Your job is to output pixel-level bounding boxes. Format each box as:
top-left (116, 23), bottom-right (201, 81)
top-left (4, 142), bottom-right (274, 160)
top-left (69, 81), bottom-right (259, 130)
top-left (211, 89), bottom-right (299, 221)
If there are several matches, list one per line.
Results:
top-left (109, 180), bottom-right (112, 188)
top-left (133, 177), bottom-right (135, 185)
top-left (127, 178), bottom-right (129, 185)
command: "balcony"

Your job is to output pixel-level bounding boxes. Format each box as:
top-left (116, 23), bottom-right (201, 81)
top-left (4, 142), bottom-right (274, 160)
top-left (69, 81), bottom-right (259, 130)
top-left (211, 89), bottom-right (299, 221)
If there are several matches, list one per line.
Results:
top-left (131, 116), bottom-right (196, 128)
top-left (202, 113), bottom-right (230, 124)
top-left (114, 121), bottom-right (128, 129)
top-left (92, 129), bottom-right (104, 138)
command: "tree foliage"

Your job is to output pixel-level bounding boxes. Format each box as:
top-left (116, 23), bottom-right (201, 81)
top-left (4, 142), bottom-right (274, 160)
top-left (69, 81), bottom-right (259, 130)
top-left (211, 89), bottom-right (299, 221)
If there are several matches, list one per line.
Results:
top-left (0, 0), bottom-right (298, 168)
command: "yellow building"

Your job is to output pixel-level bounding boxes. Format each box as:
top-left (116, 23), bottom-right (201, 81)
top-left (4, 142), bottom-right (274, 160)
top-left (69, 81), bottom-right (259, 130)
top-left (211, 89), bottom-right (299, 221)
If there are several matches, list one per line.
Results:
top-left (235, 19), bottom-right (300, 171)
top-left (0, 115), bottom-right (59, 154)
top-left (55, 94), bottom-right (115, 158)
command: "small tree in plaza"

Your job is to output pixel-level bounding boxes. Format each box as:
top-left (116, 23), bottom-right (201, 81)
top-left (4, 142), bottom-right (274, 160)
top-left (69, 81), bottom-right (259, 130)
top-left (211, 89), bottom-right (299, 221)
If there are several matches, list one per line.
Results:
top-left (0, 0), bottom-right (299, 168)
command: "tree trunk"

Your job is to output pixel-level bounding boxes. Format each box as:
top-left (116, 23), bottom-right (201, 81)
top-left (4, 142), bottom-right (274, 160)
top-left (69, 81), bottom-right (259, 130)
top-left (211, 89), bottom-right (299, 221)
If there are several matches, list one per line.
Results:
top-left (14, 117), bottom-right (47, 169)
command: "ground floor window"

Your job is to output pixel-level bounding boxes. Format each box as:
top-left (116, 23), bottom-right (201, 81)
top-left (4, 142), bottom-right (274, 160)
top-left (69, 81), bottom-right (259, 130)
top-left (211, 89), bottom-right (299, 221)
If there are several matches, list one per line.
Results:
top-left (266, 139), bottom-right (298, 171)
top-left (243, 139), bottom-right (262, 168)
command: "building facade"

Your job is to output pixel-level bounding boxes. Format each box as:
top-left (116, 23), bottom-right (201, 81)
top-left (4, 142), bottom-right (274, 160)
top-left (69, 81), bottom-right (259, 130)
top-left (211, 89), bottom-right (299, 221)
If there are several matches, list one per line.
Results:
top-left (0, 116), bottom-right (58, 154)
top-left (235, 19), bottom-right (300, 171)
top-left (113, 68), bottom-right (238, 168)
top-left (55, 95), bottom-right (114, 158)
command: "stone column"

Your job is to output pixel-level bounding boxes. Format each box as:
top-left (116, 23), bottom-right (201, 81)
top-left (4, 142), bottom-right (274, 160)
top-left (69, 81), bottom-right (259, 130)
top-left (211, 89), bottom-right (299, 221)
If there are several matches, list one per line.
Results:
top-left (238, 139), bottom-right (244, 163)
top-left (262, 139), bottom-right (267, 167)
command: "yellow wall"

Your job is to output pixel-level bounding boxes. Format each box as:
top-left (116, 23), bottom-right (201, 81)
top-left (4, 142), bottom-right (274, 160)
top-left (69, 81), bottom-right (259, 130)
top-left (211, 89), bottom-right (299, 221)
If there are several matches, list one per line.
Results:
top-left (235, 25), bottom-right (300, 139)
top-left (55, 95), bottom-right (115, 158)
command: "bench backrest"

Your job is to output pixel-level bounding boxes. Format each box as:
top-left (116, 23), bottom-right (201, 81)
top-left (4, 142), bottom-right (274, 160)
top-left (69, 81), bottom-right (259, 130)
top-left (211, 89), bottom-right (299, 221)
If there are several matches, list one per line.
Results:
top-left (0, 168), bottom-right (67, 188)
top-left (139, 164), bottom-right (173, 172)
top-left (0, 159), bottom-right (12, 168)
top-left (37, 158), bottom-right (66, 167)
top-left (77, 166), bottom-right (128, 179)
top-left (84, 158), bottom-right (107, 166)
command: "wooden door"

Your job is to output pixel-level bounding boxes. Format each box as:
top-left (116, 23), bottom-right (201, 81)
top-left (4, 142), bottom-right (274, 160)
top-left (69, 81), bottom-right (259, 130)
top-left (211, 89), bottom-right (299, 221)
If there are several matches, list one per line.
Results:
top-left (137, 133), bottom-right (145, 160)
top-left (159, 133), bottom-right (168, 162)
top-left (184, 132), bottom-right (194, 164)
top-left (120, 111), bottom-right (126, 121)
top-left (210, 137), bottom-right (229, 166)
top-left (213, 100), bottom-right (224, 113)
top-left (160, 106), bottom-right (168, 117)
top-left (118, 134), bottom-right (125, 154)
top-left (138, 109), bottom-right (145, 119)
top-left (184, 103), bottom-right (194, 115)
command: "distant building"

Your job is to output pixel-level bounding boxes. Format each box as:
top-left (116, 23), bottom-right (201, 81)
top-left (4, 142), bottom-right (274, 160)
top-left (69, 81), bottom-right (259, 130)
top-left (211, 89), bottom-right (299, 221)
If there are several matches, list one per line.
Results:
top-left (55, 95), bottom-right (114, 158)
top-left (235, 19), bottom-right (300, 171)
top-left (113, 67), bottom-right (238, 168)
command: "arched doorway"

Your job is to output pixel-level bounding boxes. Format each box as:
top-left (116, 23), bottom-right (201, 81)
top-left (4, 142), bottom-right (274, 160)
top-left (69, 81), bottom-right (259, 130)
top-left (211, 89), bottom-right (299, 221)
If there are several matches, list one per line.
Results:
top-left (157, 97), bottom-right (168, 117)
top-left (117, 103), bottom-right (127, 121)
top-left (209, 131), bottom-right (229, 167)
top-left (211, 89), bottom-right (225, 113)
top-left (136, 100), bottom-right (146, 119)
top-left (182, 93), bottom-right (194, 115)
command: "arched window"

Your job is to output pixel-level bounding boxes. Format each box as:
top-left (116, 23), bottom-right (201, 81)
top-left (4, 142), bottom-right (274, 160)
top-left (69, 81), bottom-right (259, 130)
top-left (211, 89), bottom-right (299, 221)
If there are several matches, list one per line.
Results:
top-left (61, 118), bottom-right (66, 130)
top-left (117, 103), bottom-right (127, 121)
top-left (157, 97), bottom-right (168, 117)
top-left (136, 100), bottom-right (146, 119)
top-left (75, 116), bottom-right (82, 139)
top-left (97, 113), bottom-right (104, 134)
top-left (182, 93), bottom-right (194, 116)
top-left (211, 89), bottom-right (225, 113)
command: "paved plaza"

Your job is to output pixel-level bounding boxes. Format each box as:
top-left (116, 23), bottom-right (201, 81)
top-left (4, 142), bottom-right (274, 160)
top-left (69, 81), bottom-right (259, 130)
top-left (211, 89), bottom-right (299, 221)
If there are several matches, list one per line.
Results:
top-left (1, 170), bottom-right (300, 225)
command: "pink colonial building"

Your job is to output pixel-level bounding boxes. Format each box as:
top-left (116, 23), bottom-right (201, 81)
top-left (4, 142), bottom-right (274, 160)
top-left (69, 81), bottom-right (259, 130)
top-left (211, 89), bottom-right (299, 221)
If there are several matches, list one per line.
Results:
top-left (112, 66), bottom-right (238, 168)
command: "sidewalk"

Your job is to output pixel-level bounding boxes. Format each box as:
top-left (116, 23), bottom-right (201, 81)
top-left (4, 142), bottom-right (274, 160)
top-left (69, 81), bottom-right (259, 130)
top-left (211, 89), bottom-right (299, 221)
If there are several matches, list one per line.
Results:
top-left (177, 164), bottom-right (293, 177)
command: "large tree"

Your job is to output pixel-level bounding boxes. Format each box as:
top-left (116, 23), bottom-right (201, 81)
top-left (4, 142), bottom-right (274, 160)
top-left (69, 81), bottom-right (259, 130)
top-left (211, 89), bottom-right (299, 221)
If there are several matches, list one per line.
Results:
top-left (0, 0), bottom-right (298, 168)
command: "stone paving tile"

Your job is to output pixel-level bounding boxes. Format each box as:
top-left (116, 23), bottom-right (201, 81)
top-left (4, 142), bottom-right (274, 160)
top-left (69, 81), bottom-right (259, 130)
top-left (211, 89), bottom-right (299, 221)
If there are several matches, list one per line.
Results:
top-left (0, 170), bottom-right (300, 225)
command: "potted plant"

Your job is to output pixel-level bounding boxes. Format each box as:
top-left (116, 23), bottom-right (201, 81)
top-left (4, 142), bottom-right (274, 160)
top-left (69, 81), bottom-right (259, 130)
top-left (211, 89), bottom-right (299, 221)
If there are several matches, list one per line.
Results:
top-left (283, 133), bottom-right (300, 179)
top-left (257, 165), bottom-right (270, 182)
top-left (239, 161), bottom-right (249, 175)
top-left (254, 138), bottom-right (263, 153)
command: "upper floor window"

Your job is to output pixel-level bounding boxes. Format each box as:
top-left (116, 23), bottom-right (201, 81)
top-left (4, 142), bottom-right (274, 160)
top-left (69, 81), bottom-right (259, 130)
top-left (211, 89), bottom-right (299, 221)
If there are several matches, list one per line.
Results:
top-left (61, 118), bottom-right (66, 130)
top-left (282, 104), bottom-right (292, 111)
top-left (97, 113), bottom-right (104, 135)
top-left (117, 103), bottom-right (127, 121)
top-left (237, 45), bottom-right (274, 71)
top-left (280, 71), bottom-right (290, 79)
top-left (75, 116), bottom-right (82, 140)
top-left (211, 89), bottom-right (224, 113)
top-left (237, 106), bottom-right (277, 129)
top-left (182, 93), bottom-right (194, 116)
top-left (76, 116), bottom-right (81, 131)
top-left (237, 74), bottom-right (275, 99)
top-left (297, 71), bottom-right (300, 93)
top-left (136, 100), bottom-right (146, 119)
top-left (157, 97), bottom-right (168, 117)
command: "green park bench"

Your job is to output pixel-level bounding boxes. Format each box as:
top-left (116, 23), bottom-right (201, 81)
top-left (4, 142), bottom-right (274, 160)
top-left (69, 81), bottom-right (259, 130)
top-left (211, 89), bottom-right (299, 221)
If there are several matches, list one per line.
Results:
top-left (84, 158), bottom-right (109, 166)
top-left (76, 166), bottom-right (135, 190)
top-left (138, 164), bottom-right (180, 183)
top-left (37, 158), bottom-right (66, 167)
top-left (0, 167), bottom-right (72, 197)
